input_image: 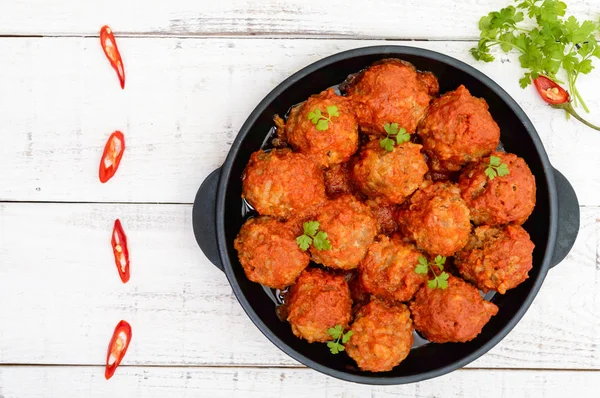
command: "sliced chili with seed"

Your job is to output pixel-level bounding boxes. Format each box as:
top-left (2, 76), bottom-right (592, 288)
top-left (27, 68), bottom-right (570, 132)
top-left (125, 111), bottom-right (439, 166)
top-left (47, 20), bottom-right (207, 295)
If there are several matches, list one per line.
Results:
top-left (100, 25), bottom-right (125, 89)
top-left (111, 219), bottom-right (130, 283)
top-left (99, 131), bottom-right (125, 183)
top-left (105, 320), bottom-right (132, 380)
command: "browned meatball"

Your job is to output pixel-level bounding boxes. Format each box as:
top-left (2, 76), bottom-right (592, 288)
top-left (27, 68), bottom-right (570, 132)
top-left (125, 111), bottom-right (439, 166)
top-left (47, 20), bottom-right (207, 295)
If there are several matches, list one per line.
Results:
top-left (234, 217), bottom-right (310, 289)
top-left (351, 140), bottom-right (428, 204)
top-left (286, 268), bottom-right (352, 343)
top-left (346, 299), bottom-right (413, 372)
top-left (410, 275), bottom-right (499, 343)
top-left (310, 195), bottom-right (378, 270)
top-left (398, 182), bottom-right (471, 256)
top-left (417, 85), bottom-right (500, 172)
top-left (359, 235), bottom-right (427, 302)
top-left (455, 224), bottom-right (535, 294)
top-left (242, 149), bottom-right (326, 219)
top-left (346, 59), bottom-right (439, 135)
top-left (284, 88), bottom-right (359, 167)
top-left (324, 162), bottom-right (354, 199)
top-left (365, 199), bottom-right (399, 235)
top-left (458, 152), bottom-right (536, 225)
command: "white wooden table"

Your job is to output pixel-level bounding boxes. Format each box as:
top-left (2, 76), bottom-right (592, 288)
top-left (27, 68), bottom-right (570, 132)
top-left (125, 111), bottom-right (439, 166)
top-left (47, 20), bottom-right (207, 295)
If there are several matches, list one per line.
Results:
top-left (1, 1), bottom-right (600, 396)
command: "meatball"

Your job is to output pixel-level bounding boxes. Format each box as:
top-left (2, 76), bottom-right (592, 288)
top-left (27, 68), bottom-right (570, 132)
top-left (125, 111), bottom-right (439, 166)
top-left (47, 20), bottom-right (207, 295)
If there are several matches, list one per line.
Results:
top-left (346, 59), bottom-right (439, 135)
top-left (283, 88), bottom-right (359, 167)
top-left (234, 217), bottom-right (310, 289)
top-left (242, 149), bottom-right (326, 219)
top-left (398, 182), bottom-right (471, 256)
top-left (365, 199), bottom-right (399, 235)
top-left (458, 151), bottom-right (536, 225)
top-left (346, 299), bottom-right (413, 372)
top-left (417, 85), bottom-right (500, 172)
top-left (286, 268), bottom-right (352, 343)
top-left (455, 224), bottom-right (535, 294)
top-left (359, 235), bottom-right (427, 302)
top-left (351, 140), bottom-right (428, 204)
top-left (310, 195), bottom-right (378, 270)
top-left (324, 162), bottom-right (354, 199)
top-left (410, 275), bottom-right (499, 343)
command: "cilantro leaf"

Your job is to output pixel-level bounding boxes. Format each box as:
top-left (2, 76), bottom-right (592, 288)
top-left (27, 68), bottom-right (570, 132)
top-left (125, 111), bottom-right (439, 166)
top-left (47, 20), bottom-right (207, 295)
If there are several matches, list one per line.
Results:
top-left (341, 330), bottom-right (353, 344)
top-left (470, 0), bottom-right (600, 113)
top-left (316, 119), bottom-right (329, 131)
top-left (434, 255), bottom-right (446, 270)
top-left (296, 235), bottom-right (312, 251)
top-left (486, 156), bottom-right (510, 180)
top-left (297, 221), bottom-right (331, 251)
top-left (326, 325), bottom-right (352, 355)
top-left (380, 123), bottom-right (410, 151)
top-left (326, 105), bottom-right (339, 117)
top-left (313, 231), bottom-right (332, 251)
top-left (415, 263), bottom-right (429, 275)
top-left (307, 106), bottom-right (339, 131)
top-left (303, 221), bottom-right (319, 237)
top-left (428, 279), bottom-right (439, 289)
top-left (437, 272), bottom-right (450, 289)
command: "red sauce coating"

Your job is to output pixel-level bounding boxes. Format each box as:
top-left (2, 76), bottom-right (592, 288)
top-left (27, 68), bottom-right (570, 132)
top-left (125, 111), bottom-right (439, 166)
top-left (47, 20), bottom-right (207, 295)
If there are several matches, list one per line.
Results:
top-left (455, 224), bottom-right (535, 294)
top-left (418, 85), bottom-right (500, 172)
top-left (458, 151), bottom-right (536, 225)
top-left (346, 59), bottom-right (439, 135)
top-left (346, 298), bottom-right (413, 372)
top-left (284, 88), bottom-right (359, 167)
top-left (410, 275), bottom-right (499, 343)
top-left (234, 216), bottom-right (310, 289)
top-left (286, 268), bottom-right (352, 343)
top-left (242, 149), bottom-right (326, 219)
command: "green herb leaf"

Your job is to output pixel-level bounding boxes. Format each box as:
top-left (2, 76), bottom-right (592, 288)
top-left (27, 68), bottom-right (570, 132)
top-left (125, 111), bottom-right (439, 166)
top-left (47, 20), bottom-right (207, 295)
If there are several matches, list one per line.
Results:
top-left (380, 123), bottom-right (409, 151)
top-left (470, 0), bottom-right (600, 112)
top-left (327, 325), bottom-right (352, 355)
top-left (395, 127), bottom-right (410, 144)
top-left (327, 105), bottom-right (339, 117)
top-left (316, 119), bottom-right (329, 131)
top-left (341, 330), bottom-right (353, 344)
top-left (486, 156), bottom-right (510, 180)
top-left (380, 137), bottom-right (395, 152)
top-left (307, 106), bottom-right (339, 131)
top-left (428, 279), bottom-right (438, 289)
top-left (296, 235), bottom-right (312, 251)
top-left (313, 231), bottom-right (332, 251)
top-left (434, 255), bottom-right (446, 270)
top-left (303, 221), bottom-right (320, 237)
top-left (437, 272), bottom-right (450, 289)
top-left (297, 221), bottom-right (331, 251)
top-left (416, 256), bottom-right (450, 289)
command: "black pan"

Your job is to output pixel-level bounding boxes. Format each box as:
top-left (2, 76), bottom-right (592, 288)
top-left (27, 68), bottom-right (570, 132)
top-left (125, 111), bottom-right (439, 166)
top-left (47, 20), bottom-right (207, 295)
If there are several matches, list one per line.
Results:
top-left (192, 46), bottom-right (580, 385)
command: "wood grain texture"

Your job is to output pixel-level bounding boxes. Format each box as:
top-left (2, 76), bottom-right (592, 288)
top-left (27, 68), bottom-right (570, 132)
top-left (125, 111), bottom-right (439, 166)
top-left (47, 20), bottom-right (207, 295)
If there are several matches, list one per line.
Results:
top-left (0, 202), bottom-right (598, 369)
top-left (0, 366), bottom-right (598, 398)
top-left (0, 0), bottom-right (597, 39)
top-left (1, 37), bottom-right (599, 204)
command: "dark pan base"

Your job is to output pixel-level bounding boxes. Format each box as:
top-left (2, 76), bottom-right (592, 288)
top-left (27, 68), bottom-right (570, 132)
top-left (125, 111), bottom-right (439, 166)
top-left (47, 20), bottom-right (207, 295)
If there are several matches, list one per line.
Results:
top-left (194, 46), bottom-right (580, 385)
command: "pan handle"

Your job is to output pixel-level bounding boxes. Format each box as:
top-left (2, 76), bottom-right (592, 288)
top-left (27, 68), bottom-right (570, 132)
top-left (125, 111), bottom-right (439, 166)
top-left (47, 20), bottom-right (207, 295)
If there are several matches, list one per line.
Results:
top-left (192, 168), bottom-right (224, 271)
top-left (549, 167), bottom-right (580, 268)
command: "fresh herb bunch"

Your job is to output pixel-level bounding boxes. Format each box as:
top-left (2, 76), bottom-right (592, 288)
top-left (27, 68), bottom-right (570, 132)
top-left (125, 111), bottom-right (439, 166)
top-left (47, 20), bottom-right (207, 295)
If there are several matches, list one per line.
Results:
top-left (485, 155), bottom-right (510, 180)
top-left (470, 0), bottom-right (600, 111)
top-left (415, 255), bottom-right (450, 289)
top-left (380, 122), bottom-right (410, 152)
top-left (327, 325), bottom-right (353, 354)
top-left (296, 221), bottom-right (332, 251)
top-left (308, 105), bottom-right (339, 131)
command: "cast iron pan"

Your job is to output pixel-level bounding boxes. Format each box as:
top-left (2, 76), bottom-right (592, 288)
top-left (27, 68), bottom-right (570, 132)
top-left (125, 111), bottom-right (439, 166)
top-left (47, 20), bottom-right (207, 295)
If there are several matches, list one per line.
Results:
top-left (192, 46), bottom-right (580, 385)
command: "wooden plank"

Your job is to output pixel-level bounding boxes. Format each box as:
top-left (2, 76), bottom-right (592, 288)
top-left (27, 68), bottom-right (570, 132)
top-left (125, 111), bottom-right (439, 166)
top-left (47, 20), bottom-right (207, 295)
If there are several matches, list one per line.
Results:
top-left (0, 202), bottom-right (598, 369)
top-left (0, 0), bottom-right (597, 39)
top-left (0, 366), bottom-right (597, 398)
top-left (0, 37), bottom-right (599, 205)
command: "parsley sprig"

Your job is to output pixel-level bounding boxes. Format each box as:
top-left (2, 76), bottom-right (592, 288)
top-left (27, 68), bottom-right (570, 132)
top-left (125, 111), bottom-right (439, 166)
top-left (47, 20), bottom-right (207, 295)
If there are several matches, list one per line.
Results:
top-left (308, 106), bottom-right (339, 131)
top-left (485, 155), bottom-right (510, 180)
top-left (415, 255), bottom-right (450, 289)
top-left (296, 221), bottom-right (332, 251)
top-left (470, 0), bottom-right (600, 111)
top-left (380, 123), bottom-right (410, 152)
top-left (327, 325), bottom-right (353, 354)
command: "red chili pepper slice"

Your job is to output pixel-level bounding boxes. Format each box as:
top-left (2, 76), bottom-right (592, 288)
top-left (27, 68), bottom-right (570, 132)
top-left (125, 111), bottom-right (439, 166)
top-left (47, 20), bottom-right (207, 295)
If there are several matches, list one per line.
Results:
top-left (99, 131), bottom-right (125, 183)
top-left (533, 76), bottom-right (570, 105)
top-left (105, 320), bottom-right (132, 380)
top-left (100, 25), bottom-right (125, 89)
top-left (533, 77), bottom-right (600, 131)
top-left (111, 219), bottom-right (130, 283)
